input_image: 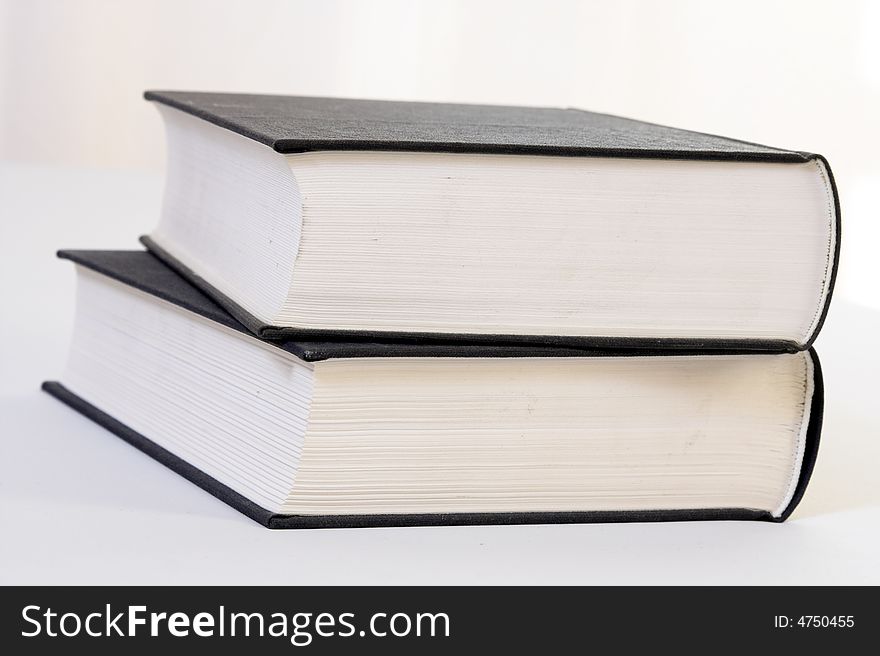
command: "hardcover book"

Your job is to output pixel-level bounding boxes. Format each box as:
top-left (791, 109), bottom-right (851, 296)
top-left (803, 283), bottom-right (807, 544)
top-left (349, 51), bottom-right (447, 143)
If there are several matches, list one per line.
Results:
top-left (44, 250), bottom-right (823, 528)
top-left (143, 91), bottom-right (839, 352)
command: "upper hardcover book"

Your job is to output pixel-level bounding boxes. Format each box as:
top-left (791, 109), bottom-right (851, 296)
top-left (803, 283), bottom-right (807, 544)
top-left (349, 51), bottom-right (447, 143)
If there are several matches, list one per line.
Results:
top-left (144, 91), bottom-right (840, 351)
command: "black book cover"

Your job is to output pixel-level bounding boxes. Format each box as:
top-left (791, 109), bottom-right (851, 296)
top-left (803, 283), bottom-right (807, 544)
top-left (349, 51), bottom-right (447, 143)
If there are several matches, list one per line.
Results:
top-left (43, 250), bottom-right (823, 528)
top-left (146, 90), bottom-right (827, 163)
top-left (143, 91), bottom-right (841, 352)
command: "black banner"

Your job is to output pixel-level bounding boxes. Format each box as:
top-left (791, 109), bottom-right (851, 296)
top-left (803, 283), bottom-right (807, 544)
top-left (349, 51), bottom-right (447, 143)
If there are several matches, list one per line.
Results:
top-left (0, 586), bottom-right (874, 652)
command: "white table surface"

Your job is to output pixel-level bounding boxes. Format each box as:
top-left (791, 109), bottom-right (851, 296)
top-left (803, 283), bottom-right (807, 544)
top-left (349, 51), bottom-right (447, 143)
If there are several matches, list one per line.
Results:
top-left (1, 161), bottom-right (877, 585)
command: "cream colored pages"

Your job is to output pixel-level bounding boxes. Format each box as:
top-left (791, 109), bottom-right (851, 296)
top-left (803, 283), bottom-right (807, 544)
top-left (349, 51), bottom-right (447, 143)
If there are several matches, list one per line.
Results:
top-left (64, 269), bottom-right (812, 518)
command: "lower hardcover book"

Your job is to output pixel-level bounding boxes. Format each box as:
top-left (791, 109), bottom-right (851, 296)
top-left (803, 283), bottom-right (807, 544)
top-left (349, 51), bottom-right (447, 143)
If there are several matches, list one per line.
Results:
top-left (43, 250), bottom-right (823, 528)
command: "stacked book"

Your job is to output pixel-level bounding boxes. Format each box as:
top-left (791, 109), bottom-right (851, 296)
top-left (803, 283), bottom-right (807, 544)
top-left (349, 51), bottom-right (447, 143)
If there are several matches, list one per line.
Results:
top-left (44, 92), bottom-right (839, 528)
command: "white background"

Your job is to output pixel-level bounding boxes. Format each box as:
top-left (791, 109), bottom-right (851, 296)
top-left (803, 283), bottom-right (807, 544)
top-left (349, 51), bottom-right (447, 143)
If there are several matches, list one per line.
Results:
top-left (1, 0), bottom-right (878, 584)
